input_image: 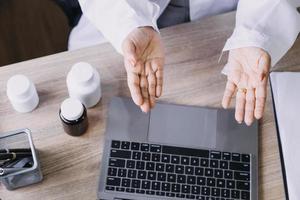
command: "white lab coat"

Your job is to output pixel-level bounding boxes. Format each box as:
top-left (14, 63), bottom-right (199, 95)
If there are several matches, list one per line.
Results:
top-left (70, 0), bottom-right (300, 67)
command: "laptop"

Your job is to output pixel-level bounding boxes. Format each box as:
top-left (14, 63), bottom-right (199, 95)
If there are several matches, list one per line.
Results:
top-left (98, 97), bottom-right (258, 200)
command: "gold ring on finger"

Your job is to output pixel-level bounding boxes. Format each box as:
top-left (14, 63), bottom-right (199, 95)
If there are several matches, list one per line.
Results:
top-left (238, 88), bottom-right (247, 94)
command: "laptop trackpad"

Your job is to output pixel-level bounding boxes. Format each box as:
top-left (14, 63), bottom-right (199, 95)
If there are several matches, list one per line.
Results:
top-left (148, 103), bottom-right (217, 149)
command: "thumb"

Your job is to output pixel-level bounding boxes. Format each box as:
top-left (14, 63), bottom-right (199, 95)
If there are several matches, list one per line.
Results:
top-left (257, 53), bottom-right (271, 81)
top-left (122, 39), bottom-right (138, 67)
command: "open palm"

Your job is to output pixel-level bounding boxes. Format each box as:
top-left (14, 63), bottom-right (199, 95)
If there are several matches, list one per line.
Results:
top-left (122, 27), bottom-right (165, 112)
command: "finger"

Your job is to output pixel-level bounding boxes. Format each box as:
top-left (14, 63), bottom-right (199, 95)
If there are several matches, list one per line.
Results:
top-left (140, 69), bottom-right (150, 113)
top-left (122, 39), bottom-right (137, 66)
top-left (222, 80), bottom-right (236, 109)
top-left (254, 77), bottom-right (268, 119)
top-left (235, 89), bottom-right (246, 124)
top-left (125, 60), bottom-right (143, 106)
top-left (146, 62), bottom-right (156, 98)
top-left (151, 59), bottom-right (164, 97)
top-left (244, 88), bottom-right (255, 126)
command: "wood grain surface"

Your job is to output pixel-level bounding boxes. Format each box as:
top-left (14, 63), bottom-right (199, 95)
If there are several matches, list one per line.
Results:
top-left (1, 12), bottom-right (298, 200)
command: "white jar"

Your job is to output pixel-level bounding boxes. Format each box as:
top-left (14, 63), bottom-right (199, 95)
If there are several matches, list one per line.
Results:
top-left (6, 75), bottom-right (39, 113)
top-left (66, 62), bottom-right (101, 108)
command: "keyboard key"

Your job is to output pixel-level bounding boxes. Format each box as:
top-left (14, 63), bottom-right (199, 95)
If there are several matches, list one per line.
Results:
top-left (231, 190), bottom-right (240, 198)
top-left (177, 174), bottom-right (186, 183)
top-left (210, 151), bottom-right (221, 159)
top-left (185, 166), bottom-right (194, 175)
top-left (141, 143), bottom-right (150, 151)
top-left (204, 168), bottom-right (213, 177)
top-left (128, 169), bottom-right (137, 178)
top-left (162, 145), bottom-right (209, 158)
top-left (106, 177), bottom-right (121, 186)
top-left (182, 184), bottom-right (191, 194)
top-left (107, 167), bottom-right (117, 176)
top-left (151, 153), bottom-right (160, 162)
top-left (241, 191), bottom-right (250, 199)
top-left (137, 170), bottom-right (147, 179)
top-left (150, 144), bottom-right (161, 153)
top-left (125, 188), bottom-right (135, 193)
top-left (106, 186), bottom-right (115, 191)
top-left (110, 149), bottom-right (131, 159)
top-left (235, 171), bottom-right (250, 181)
top-left (196, 196), bottom-right (205, 200)
top-left (201, 187), bottom-right (210, 196)
top-left (211, 188), bottom-right (220, 197)
top-left (157, 172), bottom-right (166, 181)
top-left (216, 179), bottom-right (225, 188)
top-left (156, 191), bottom-right (165, 196)
top-left (121, 141), bottom-right (130, 149)
top-left (162, 182), bottom-right (171, 191)
top-left (142, 152), bottom-right (151, 161)
top-left (136, 161), bottom-right (145, 170)
top-left (166, 164), bottom-right (175, 173)
top-left (171, 184), bottom-right (180, 192)
top-left (176, 194), bottom-right (185, 198)
top-left (141, 180), bottom-right (150, 189)
top-left (220, 160), bottom-right (228, 169)
top-left (161, 154), bottom-right (170, 163)
top-left (156, 163), bottom-right (165, 171)
top-left (191, 157), bottom-right (200, 166)
top-left (111, 140), bottom-right (120, 149)
top-left (224, 170), bottom-right (233, 179)
top-left (230, 162), bottom-right (250, 172)
top-left (126, 160), bottom-right (135, 168)
top-left (171, 155), bottom-right (180, 164)
top-left (146, 162), bottom-right (155, 170)
top-left (121, 178), bottom-right (130, 187)
top-left (131, 142), bottom-right (140, 150)
top-left (147, 171), bottom-right (156, 180)
top-left (226, 180), bottom-right (235, 189)
top-left (197, 177), bottom-right (206, 185)
top-left (214, 169), bottom-right (223, 178)
top-left (136, 189), bottom-right (145, 194)
top-left (116, 187), bottom-right (125, 192)
top-left (132, 179), bottom-right (141, 188)
top-left (195, 167), bottom-right (204, 176)
top-left (221, 189), bottom-right (230, 197)
top-left (175, 165), bottom-right (184, 174)
top-left (207, 178), bottom-right (216, 187)
top-left (109, 158), bottom-right (125, 167)
top-left (237, 181), bottom-right (250, 190)
top-left (152, 181), bottom-right (161, 190)
top-left (242, 154), bottom-right (250, 162)
top-left (210, 159), bottom-right (219, 168)
top-left (117, 169), bottom-right (127, 177)
top-left (146, 190), bottom-right (155, 195)
top-left (232, 153), bottom-right (241, 161)
top-left (187, 176), bottom-right (196, 184)
top-left (181, 156), bottom-right (190, 165)
top-left (167, 174), bottom-right (176, 182)
top-left (200, 158), bottom-right (209, 167)
top-left (166, 192), bottom-right (175, 197)
top-left (132, 151), bottom-right (141, 160)
top-left (192, 185), bottom-right (201, 194)
top-left (222, 152), bottom-right (231, 160)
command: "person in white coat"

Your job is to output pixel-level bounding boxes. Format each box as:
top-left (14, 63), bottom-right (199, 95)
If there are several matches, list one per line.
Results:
top-left (68, 0), bottom-right (300, 126)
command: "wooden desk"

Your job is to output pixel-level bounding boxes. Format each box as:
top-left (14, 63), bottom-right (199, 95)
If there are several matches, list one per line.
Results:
top-left (1, 12), bottom-right (297, 200)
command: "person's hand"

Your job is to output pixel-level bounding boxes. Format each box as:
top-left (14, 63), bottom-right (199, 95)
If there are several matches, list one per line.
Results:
top-left (122, 26), bottom-right (164, 113)
top-left (222, 47), bottom-right (271, 125)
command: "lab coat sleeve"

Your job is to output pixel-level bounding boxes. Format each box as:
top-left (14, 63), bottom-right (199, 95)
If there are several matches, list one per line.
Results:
top-left (78, 0), bottom-right (162, 54)
top-left (223, 0), bottom-right (300, 67)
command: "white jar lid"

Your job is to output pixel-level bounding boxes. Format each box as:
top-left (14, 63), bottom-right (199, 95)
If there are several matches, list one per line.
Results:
top-left (7, 75), bottom-right (33, 99)
top-left (70, 62), bottom-right (94, 86)
top-left (60, 98), bottom-right (84, 121)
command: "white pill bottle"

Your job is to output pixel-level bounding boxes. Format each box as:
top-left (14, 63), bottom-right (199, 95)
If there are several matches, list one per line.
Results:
top-left (66, 62), bottom-right (101, 108)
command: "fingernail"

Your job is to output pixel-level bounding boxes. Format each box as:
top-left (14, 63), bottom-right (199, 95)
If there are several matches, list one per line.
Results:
top-left (237, 121), bottom-right (242, 124)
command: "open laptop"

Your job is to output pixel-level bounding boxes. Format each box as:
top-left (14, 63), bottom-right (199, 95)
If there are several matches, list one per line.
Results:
top-left (98, 97), bottom-right (258, 200)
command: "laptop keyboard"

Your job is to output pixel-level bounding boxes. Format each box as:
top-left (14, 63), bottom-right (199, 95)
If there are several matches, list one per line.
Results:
top-left (105, 140), bottom-right (251, 200)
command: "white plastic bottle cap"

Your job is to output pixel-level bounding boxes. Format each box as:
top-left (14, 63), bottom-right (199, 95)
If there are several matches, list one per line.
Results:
top-left (70, 62), bottom-right (94, 86)
top-left (60, 98), bottom-right (84, 121)
top-left (66, 62), bottom-right (101, 108)
top-left (6, 75), bottom-right (39, 113)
